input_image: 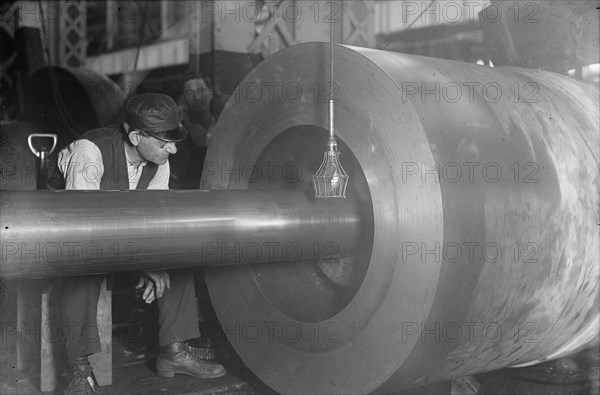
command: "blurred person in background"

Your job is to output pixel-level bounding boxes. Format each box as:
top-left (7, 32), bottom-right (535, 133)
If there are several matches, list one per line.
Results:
top-left (170, 73), bottom-right (223, 189)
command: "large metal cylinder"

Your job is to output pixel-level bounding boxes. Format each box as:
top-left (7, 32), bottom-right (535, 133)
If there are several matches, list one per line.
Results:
top-left (24, 66), bottom-right (126, 138)
top-left (0, 42), bottom-right (597, 393)
top-left (201, 43), bottom-right (599, 393)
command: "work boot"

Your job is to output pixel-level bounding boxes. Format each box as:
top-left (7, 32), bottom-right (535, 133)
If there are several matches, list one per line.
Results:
top-left (56, 358), bottom-right (97, 394)
top-left (156, 341), bottom-right (226, 379)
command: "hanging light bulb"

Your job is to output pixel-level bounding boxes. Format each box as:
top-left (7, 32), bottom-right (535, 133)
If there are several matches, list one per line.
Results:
top-left (312, 1), bottom-right (349, 199)
top-left (313, 136), bottom-right (348, 198)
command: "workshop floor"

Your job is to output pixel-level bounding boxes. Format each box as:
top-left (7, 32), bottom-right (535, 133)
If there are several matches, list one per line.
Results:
top-left (1, 279), bottom-right (598, 395)
top-left (1, 315), bottom-right (274, 395)
top-left (0, 275), bottom-right (277, 395)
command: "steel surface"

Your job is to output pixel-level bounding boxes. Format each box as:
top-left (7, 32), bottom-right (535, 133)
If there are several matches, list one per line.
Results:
top-left (202, 42), bottom-right (599, 393)
top-left (25, 66), bottom-right (126, 137)
top-left (0, 189), bottom-right (362, 278)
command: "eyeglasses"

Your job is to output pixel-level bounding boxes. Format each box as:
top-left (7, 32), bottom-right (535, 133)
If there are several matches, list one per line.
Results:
top-left (137, 130), bottom-right (175, 149)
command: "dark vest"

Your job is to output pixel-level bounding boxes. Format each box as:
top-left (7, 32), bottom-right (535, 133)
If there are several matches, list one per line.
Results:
top-left (64, 126), bottom-right (158, 190)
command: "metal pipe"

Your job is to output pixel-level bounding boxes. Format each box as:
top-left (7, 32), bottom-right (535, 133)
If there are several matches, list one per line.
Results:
top-left (0, 189), bottom-right (362, 278)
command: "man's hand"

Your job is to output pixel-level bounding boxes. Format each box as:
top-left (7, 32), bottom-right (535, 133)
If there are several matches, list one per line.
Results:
top-left (136, 270), bottom-right (170, 304)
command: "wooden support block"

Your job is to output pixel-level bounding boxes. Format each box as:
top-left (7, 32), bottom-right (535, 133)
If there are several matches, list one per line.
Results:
top-left (16, 278), bottom-right (112, 392)
top-left (89, 279), bottom-right (112, 387)
top-left (40, 280), bottom-right (60, 392)
top-left (16, 280), bottom-right (42, 374)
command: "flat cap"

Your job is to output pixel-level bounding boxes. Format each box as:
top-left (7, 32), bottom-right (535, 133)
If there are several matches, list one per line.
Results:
top-left (125, 93), bottom-right (187, 142)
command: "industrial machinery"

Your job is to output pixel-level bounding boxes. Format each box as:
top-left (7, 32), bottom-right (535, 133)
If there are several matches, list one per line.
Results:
top-left (1, 43), bottom-right (598, 393)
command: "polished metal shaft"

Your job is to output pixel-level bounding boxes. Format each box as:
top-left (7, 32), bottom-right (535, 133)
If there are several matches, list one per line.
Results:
top-left (0, 189), bottom-right (361, 278)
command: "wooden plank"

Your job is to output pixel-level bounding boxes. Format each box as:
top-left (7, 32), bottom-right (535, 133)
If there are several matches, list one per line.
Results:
top-left (89, 278), bottom-right (112, 387)
top-left (40, 282), bottom-right (59, 392)
top-left (16, 278), bottom-right (112, 391)
top-left (16, 281), bottom-right (42, 375)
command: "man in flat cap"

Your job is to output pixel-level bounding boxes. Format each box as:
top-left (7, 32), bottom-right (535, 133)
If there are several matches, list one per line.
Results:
top-left (55, 93), bottom-right (226, 394)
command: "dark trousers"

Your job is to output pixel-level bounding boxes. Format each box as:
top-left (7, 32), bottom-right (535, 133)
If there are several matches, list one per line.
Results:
top-left (60, 269), bottom-right (200, 360)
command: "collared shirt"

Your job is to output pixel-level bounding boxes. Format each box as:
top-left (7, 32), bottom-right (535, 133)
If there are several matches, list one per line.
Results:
top-left (58, 139), bottom-right (170, 190)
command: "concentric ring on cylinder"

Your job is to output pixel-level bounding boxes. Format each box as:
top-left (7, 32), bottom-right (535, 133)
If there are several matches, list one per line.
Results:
top-left (202, 42), bottom-right (443, 394)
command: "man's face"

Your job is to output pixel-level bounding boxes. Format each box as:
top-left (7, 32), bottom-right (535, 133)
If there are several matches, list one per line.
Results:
top-left (183, 78), bottom-right (213, 113)
top-left (132, 131), bottom-right (178, 165)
